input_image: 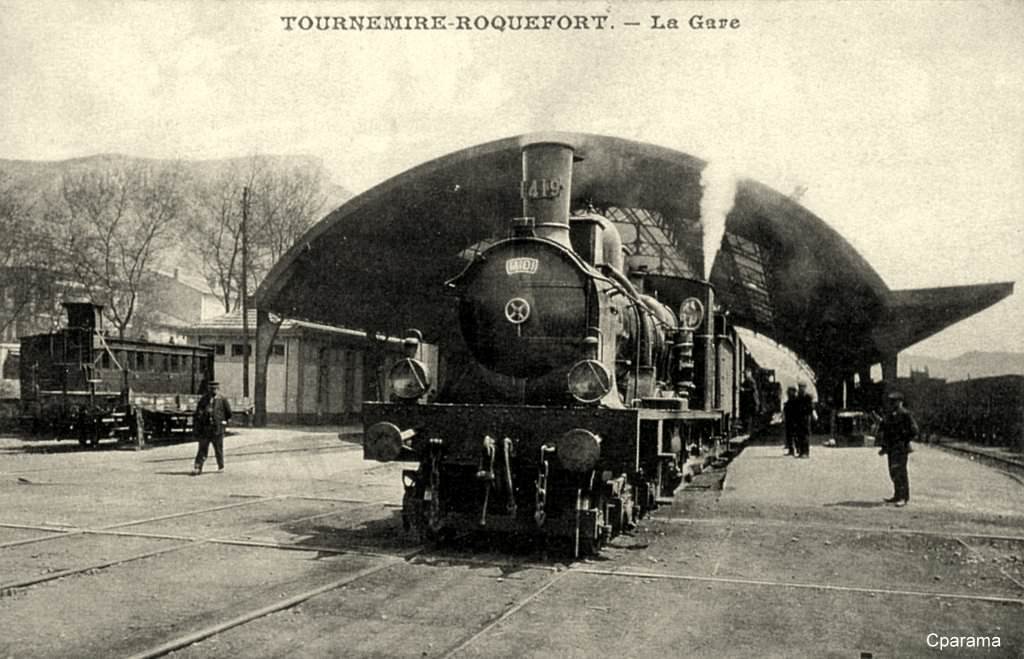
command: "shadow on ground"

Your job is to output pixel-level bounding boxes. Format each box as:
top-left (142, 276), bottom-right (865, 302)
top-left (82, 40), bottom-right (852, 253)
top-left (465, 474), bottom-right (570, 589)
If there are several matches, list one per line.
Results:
top-left (282, 506), bottom-right (614, 568)
top-left (824, 500), bottom-right (887, 509)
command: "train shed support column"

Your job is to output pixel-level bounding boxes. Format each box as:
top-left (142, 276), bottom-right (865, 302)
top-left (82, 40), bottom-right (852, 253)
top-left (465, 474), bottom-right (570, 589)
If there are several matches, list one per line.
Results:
top-left (254, 309), bottom-right (279, 428)
top-left (881, 354), bottom-right (898, 389)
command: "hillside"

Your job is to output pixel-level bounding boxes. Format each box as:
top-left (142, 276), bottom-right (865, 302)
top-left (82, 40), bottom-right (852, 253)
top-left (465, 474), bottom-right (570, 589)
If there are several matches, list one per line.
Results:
top-left (901, 351), bottom-right (1024, 382)
top-left (0, 153), bottom-right (353, 216)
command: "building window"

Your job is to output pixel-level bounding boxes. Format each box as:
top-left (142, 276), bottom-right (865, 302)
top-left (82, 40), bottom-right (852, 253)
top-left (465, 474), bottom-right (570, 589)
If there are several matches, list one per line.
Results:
top-left (170, 354), bottom-right (179, 371)
top-left (200, 340), bottom-right (226, 356)
top-left (101, 351), bottom-right (111, 369)
top-left (231, 344), bottom-right (252, 357)
top-left (272, 344), bottom-right (285, 357)
top-left (3, 352), bottom-right (20, 379)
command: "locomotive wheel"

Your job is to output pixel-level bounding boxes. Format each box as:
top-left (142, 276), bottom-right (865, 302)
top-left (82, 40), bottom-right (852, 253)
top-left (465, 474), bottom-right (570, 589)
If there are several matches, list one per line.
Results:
top-left (579, 531), bottom-right (601, 558)
top-left (573, 490), bottom-right (605, 559)
top-left (422, 525), bottom-right (455, 545)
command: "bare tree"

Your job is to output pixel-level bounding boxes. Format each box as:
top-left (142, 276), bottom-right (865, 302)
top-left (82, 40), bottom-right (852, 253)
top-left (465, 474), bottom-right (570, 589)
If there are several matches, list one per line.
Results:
top-left (58, 162), bottom-right (189, 337)
top-left (0, 171), bottom-right (65, 339)
top-left (185, 165), bottom-right (246, 313)
top-left (185, 156), bottom-right (327, 313)
top-left (249, 161), bottom-right (327, 268)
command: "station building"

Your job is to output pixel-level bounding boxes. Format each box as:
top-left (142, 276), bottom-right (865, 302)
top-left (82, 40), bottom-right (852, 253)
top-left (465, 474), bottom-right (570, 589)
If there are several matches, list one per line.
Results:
top-left (184, 308), bottom-right (431, 425)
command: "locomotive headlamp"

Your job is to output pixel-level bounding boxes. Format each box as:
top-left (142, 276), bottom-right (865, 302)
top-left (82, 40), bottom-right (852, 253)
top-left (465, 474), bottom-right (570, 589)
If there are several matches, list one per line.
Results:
top-left (567, 359), bottom-right (612, 404)
top-left (388, 358), bottom-right (431, 400)
top-left (557, 428), bottom-right (602, 472)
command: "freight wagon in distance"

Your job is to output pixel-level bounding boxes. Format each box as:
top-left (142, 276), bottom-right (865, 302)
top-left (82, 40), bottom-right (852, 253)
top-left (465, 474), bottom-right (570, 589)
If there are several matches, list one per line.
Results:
top-left (19, 301), bottom-right (215, 446)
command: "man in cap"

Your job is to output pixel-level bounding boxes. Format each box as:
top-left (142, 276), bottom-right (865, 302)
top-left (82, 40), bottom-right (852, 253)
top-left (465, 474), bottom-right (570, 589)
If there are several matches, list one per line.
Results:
top-left (192, 380), bottom-right (232, 476)
top-left (878, 391), bottom-right (918, 506)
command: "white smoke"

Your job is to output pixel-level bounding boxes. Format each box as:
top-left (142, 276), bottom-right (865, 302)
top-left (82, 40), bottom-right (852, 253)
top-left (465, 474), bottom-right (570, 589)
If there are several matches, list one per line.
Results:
top-left (699, 159), bottom-right (739, 281)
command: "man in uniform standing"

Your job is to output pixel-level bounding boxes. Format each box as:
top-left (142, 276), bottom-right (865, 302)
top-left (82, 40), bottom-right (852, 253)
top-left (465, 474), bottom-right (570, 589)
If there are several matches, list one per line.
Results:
top-left (192, 380), bottom-right (232, 476)
top-left (878, 391), bottom-right (918, 507)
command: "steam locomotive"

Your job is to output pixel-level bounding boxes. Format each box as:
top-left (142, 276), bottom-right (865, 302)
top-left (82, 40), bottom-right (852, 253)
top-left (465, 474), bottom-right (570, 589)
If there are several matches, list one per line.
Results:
top-left (363, 141), bottom-right (747, 556)
top-left (19, 301), bottom-right (215, 446)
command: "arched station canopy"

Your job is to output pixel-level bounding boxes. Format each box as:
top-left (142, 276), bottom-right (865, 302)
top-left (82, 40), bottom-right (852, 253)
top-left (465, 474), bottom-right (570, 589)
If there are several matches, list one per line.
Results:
top-left (255, 133), bottom-right (1012, 383)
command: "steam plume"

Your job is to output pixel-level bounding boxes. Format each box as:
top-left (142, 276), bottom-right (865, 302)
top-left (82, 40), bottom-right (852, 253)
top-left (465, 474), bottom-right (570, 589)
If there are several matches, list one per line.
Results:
top-left (699, 160), bottom-right (738, 280)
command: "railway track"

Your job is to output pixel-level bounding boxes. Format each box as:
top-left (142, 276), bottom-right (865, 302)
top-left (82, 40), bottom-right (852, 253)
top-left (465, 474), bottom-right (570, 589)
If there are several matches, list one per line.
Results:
top-left (0, 433), bottom-right (359, 477)
top-left (4, 494), bottom-right (1022, 657)
top-left (4, 432), bottom-right (1023, 658)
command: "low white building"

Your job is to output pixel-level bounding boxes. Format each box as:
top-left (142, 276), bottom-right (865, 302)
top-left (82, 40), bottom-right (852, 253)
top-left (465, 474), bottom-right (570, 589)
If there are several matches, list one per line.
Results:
top-left (185, 309), bottom-right (435, 424)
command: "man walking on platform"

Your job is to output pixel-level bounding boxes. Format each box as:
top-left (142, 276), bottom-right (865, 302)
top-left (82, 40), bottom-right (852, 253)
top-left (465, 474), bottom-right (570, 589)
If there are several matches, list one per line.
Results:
top-left (192, 381), bottom-right (232, 476)
top-left (878, 391), bottom-right (918, 507)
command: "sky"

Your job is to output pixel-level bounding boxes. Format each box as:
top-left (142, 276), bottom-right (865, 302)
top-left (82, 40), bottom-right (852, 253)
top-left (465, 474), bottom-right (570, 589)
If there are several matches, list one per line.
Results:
top-left (2, 0), bottom-right (1022, 362)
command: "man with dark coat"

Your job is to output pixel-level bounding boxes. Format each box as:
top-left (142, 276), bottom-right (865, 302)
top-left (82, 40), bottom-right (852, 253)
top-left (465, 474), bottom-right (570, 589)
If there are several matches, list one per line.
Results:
top-left (192, 381), bottom-right (232, 475)
top-left (878, 391), bottom-right (918, 507)
top-left (782, 386), bottom-right (798, 456)
top-left (793, 382), bottom-right (815, 458)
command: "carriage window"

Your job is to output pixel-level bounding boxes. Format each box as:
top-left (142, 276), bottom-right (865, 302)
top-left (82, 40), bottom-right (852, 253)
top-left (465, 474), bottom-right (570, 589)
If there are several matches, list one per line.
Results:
top-left (170, 354), bottom-right (180, 371)
top-left (3, 352), bottom-right (19, 379)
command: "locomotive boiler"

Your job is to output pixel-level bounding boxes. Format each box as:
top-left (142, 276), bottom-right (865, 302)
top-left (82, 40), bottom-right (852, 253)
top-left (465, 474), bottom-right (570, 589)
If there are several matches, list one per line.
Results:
top-left (363, 141), bottom-right (732, 556)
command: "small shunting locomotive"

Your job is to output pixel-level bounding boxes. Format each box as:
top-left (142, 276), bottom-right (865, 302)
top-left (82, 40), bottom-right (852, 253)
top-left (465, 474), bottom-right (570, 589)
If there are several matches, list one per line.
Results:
top-left (363, 141), bottom-right (744, 555)
top-left (20, 301), bottom-right (214, 446)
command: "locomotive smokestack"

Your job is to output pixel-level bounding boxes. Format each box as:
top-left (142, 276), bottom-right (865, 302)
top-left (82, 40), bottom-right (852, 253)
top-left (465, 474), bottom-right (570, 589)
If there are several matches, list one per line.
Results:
top-left (521, 141), bottom-right (575, 249)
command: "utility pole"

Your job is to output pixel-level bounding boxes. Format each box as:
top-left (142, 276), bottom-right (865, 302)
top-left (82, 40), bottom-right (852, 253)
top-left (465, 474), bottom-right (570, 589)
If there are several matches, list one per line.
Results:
top-left (241, 186), bottom-right (250, 400)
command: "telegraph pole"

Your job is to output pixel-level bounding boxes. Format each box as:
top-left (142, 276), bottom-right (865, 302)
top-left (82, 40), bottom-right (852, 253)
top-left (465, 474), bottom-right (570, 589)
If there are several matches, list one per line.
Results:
top-left (241, 186), bottom-right (250, 399)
